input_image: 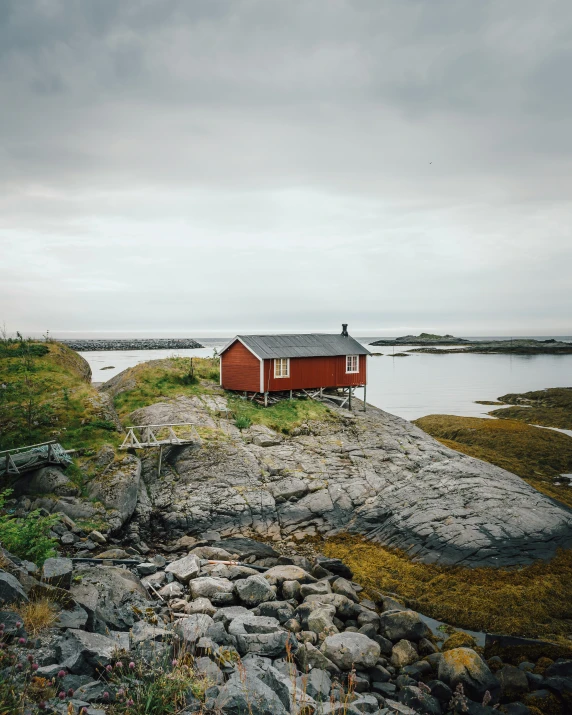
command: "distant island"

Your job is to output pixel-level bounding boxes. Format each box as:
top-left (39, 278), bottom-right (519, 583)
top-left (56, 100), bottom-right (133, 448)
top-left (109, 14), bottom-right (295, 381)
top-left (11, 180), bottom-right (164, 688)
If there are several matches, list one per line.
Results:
top-left (370, 333), bottom-right (572, 354)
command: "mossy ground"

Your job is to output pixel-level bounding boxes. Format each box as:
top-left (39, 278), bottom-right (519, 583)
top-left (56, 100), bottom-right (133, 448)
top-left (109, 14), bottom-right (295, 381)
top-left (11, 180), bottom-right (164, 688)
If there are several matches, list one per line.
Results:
top-left (489, 387), bottom-right (572, 430)
top-left (109, 356), bottom-right (336, 434)
top-left (414, 414), bottom-right (572, 509)
top-left (111, 357), bottom-right (220, 419)
top-left (228, 394), bottom-right (336, 434)
top-left (0, 341), bottom-right (121, 453)
top-left (324, 535), bottom-right (572, 645)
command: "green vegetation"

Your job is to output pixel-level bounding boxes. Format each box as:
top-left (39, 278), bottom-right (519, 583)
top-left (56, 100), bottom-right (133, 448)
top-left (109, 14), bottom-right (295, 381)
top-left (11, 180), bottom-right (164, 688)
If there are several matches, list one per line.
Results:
top-left (234, 414), bottom-right (252, 430)
top-left (489, 387), bottom-right (572, 430)
top-left (0, 490), bottom-right (60, 565)
top-left (110, 357), bottom-right (220, 419)
top-left (324, 535), bottom-right (572, 646)
top-left (0, 339), bottom-right (120, 452)
top-left (414, 414), bottom-right (572, 509)
top-left (228, 394), bottom-right (336, 434)
top-left (106, 650), bottom-right (212, 715)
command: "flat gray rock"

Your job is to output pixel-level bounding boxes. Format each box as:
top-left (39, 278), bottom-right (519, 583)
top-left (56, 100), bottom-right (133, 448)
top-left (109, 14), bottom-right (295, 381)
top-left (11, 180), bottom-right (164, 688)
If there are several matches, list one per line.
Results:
top-left (126, 395), bottom-right (572, 567)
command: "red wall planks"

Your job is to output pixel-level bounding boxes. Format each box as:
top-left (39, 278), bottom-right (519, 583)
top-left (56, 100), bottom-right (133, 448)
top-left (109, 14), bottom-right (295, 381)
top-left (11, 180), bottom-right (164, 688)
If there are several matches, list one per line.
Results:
top-left (263, 354), bottom-right (366, 392)
top-left (220, 340), bottom-right (261, 392)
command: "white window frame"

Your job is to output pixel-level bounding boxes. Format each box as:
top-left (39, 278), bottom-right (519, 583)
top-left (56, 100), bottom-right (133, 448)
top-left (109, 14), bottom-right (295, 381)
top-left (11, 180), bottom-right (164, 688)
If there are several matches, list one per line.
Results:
top-left (274, 357), bottom-right (290, 378)
top-left (346, 355), bottom-right (359, 373)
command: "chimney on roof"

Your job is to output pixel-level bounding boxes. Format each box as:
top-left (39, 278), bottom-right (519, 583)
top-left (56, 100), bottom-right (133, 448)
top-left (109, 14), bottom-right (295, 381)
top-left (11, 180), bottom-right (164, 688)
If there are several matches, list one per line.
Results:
top-left (341, 323), bottom-right (349, 337)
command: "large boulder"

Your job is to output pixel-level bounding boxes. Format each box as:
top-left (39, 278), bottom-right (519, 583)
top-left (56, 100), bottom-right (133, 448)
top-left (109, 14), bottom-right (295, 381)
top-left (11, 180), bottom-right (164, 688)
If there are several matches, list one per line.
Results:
top-left (189, 577), bottom-right (234, 600)
top-left (497, 664), bottom-right (529, 703)
top-left (320, 632), bottom-right (380, 670)
top-left (264, 565), bottom-right (317, 586)
top-left (391, 639), bottom-right (419, 668)
top-left (235, 574), bottom-right (276, 606)
top-left (216, 670), bottom-right (288, 715)
top-left (42, 557), bottom-right (73, 590)
top-left (15, 466), bottom-right (79, 497)
top-left (165, 554), bottom-right (201, 583)
top-left (438, 648), bottom-right (500, 703)
top-left (56, 628), bottom-right (125, 675)
top-left (379, 610), bottom-right (431, 642)
top-left (174, 614), bottom-right (214, 644)
top-left (70, 566), bottom-right (149, 631)
top-left (87, 454), bottom-right (141, 531)
top-left (0, 571), bottom-right (28, 604)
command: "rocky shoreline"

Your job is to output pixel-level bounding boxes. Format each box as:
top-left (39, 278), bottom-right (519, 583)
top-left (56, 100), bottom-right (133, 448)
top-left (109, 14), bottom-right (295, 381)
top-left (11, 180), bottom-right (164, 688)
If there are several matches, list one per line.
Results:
top-left (57, 338), bottom-right (204, 351)
top-left (2, 533), bottom-right (570, 715)
top-left (369, 334), bottom-right (572, 354)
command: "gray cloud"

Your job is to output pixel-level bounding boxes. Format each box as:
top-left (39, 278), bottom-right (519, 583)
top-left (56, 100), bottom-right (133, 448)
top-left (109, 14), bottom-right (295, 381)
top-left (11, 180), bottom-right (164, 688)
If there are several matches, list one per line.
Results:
top-left (0, 0), bottom-right (571, 336)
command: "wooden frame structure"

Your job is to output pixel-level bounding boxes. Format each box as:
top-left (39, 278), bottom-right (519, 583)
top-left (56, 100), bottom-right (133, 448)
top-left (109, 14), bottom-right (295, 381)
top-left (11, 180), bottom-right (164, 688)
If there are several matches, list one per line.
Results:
top-left (0, 440), bottom-right (71, 478)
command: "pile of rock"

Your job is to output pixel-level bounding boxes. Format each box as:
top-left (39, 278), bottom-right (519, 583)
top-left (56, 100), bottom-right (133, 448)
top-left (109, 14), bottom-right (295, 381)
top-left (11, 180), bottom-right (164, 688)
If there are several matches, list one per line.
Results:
top-left (59, 338), bottom-right (203, 351)
top-left (0, 537), bottom-right (570, 715)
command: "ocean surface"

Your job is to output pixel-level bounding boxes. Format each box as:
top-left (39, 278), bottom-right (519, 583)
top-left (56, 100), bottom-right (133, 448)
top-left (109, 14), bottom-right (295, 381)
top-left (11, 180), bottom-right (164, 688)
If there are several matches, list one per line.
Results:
top-left (80, 336), bottom-right (572, 422)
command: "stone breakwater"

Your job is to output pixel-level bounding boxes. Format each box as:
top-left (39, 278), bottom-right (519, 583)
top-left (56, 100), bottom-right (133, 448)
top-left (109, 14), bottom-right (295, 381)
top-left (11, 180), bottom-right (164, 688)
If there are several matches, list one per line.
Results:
top-left (58, 337), bottom-right (204, 351)
top-left (2, 536), bottom-right (570, 714)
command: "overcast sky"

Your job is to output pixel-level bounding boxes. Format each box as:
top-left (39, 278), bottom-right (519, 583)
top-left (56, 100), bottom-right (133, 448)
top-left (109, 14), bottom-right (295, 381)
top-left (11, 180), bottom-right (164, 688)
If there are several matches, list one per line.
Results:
top-left (1, 0), bottom-right (571, 337)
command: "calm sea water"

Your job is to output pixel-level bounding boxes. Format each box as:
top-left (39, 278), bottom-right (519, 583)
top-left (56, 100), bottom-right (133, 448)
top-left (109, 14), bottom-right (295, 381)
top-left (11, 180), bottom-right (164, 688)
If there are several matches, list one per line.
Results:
top-left (80, 336), bottom-right (572, 422)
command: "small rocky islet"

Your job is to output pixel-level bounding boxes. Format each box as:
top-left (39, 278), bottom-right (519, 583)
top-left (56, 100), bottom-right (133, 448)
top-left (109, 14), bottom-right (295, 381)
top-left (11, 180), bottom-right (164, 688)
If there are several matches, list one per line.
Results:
top-left (369, 333), bottom-right (572, 354)
top-left (1, 343), bottom-right (572, 714)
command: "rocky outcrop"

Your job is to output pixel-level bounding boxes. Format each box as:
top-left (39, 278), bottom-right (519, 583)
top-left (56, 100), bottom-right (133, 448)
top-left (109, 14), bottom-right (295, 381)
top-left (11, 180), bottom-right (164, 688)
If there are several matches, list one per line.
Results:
top-left (87, 453), bottom-right (141, 532)
top-left (126, 395), bottom-right (572, 568)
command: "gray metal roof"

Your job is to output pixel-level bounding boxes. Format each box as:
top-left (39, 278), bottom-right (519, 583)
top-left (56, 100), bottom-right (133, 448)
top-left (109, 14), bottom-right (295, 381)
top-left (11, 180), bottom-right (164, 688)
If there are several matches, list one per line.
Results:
top-left (222, 334), bottom-right (370, 359)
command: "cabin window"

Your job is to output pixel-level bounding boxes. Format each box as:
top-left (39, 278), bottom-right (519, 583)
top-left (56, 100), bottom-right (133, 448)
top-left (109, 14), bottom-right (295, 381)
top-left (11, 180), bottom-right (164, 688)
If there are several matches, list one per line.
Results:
top-left (274, 358), bottom-right (290, 378)
top-left (346, 355), bottom-right (359, 373)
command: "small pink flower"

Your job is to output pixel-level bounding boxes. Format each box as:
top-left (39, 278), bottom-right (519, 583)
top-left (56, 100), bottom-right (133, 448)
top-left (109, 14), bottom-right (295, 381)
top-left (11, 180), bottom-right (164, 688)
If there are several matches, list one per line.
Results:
top-left (38, 703), bottom-right (46, 711)
top-left (18, 637), bottom-right (26, 645)
top-left (58, 669), bottom-right (66, 678)
top-left (129, 661), bottom-right (135, 669)
top-left (105, 664), bottom-right (112, 672)
top-left (16, 663), bottom-right (23, 671)
top-left (127, 699), bottom-right (134, 706)
top-left (117, 688), bottom-right (125, 697)
top-left (27, 654), bottom-right (34, 662)
top-left (15, 621), bottom-right (21, 628)
top-left (172, 659), bottom-right (178, 666)
top-left (0, 622), bottom-right (4, 630)
top-left (58, 691), bottom-right (65, 700)
top-left (68, 688), bottom-right (74, 697)
top-left (32, 663), bottom-right (38, 671)
top-left (103, 692), bottom-right (109, 700)
top-left (115, 661), bottom-right (123, 669)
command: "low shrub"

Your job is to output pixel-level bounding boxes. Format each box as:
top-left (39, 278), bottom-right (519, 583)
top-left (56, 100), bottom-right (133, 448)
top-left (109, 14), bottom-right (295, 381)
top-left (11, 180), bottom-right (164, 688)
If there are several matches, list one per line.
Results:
top-left (234, 415), bottom-right (252, 430)
top-left (0, 490), bottom-right (60, 566)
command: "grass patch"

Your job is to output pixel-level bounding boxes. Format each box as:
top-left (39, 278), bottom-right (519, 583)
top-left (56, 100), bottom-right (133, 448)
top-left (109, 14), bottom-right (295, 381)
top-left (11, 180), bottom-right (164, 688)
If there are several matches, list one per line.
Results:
top-left (228, 394), bottom-right (337, 434)
top-left (0, 340), bottom-right (121, 452)
top-left (414, 414), bottom-right (572, 509)
top-left (14, 598), bottom-right (58, 636)
top-left (324, 535), bottom-right (572, 644)
top-left (109, 357), bottom-right (220, 419)
top-left (489, 387), bottom-right (572, 430)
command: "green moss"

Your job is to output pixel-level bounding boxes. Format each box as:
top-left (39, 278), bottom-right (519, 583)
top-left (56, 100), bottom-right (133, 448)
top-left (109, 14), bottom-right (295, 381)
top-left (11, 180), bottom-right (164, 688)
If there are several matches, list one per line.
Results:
top-left (228, 394), bottom-right (337, 434)
top-left (489, 387), bottom-right (572, 430)
top-left (112, 357), bottom-right (220, 418)
top-left (0, 341), bottom-right (120, 452)
top-left (323, 535), bottom-right (572, 644)
top-left (414, 414), bottom-right (572, 509)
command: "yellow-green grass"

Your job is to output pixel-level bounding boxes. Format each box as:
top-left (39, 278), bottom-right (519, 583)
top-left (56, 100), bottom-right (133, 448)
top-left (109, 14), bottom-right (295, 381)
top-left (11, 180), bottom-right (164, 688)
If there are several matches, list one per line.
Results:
top-left (111, 357), bottom-right (220, 419)
top-left (228, 394), bottom-right (337, 434)
top-left (324, 535), bottom-right (572, 645)
top-left (0, 341), bottom-right (120, 452)
top-left (414, 414), bottom-right (572, 509)
top-left (489, 387), bottom-right (572, 430)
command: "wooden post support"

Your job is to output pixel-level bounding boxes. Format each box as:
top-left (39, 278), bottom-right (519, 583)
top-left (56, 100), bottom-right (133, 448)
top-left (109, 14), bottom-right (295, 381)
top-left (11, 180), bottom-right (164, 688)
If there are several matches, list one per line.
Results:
top-left (289, 389), bottom-right (293, 400)
top-left (47, 443), bottom-right (52, 463)
top-left (348, 387), bottom-right (352, 411)
top-left (157, 445), bottom-right (163, 479)
top-left (264, 392), bottom-right (268, 407)
top-left (320, 387), bottom-right (323, 397)
top-left (363, 385), bottom-right (367, 411)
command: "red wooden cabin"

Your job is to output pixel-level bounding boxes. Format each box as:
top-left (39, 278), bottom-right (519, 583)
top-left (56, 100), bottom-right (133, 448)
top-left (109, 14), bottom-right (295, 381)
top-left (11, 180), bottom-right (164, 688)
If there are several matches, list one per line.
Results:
top-left (220, 325), bottom-right (370, 405)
